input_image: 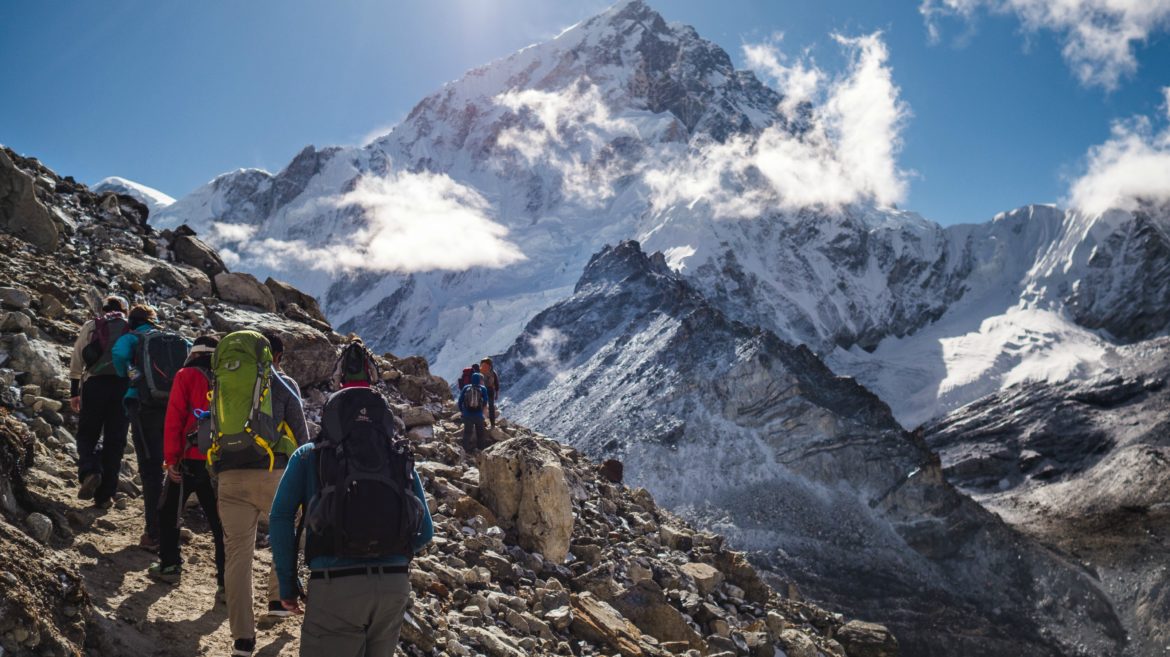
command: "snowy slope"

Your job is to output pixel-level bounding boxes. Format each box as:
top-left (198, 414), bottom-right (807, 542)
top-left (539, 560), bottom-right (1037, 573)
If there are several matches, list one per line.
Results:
top-left (492, 241), bottom-right (1126, 657)
top-left (92, 176), bottom-right (175, 217)
top-left (154, 0), bottom-right (1170, 422)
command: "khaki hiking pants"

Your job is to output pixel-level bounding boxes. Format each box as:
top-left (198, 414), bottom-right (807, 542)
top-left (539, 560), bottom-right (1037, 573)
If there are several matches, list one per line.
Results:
top-left (217, 468), bottom-right (283, 640)
top-left (301, 571), bottom-right (411, 657)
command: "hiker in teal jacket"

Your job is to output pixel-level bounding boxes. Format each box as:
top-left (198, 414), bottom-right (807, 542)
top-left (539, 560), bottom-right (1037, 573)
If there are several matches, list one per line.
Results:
top-left (110, 304), bottom-right (172, 549)
top-left (269, 400), bottom-right (434, 656)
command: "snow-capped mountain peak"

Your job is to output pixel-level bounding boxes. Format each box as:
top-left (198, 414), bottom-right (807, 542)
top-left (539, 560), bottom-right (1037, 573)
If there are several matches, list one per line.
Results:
top-left (92, 176), bottom-right (175, 217)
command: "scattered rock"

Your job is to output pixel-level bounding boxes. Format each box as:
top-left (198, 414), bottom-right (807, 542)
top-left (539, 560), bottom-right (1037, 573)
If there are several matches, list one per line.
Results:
top-left (0, 286), bottom-right (32, 310)
top-left (599, 458), bottom-right (624, 483)
top-left (25, 511), bottom-right (53, 543)
top-left (836, 620), bottom-right (899, 657)
top-left (172, 232), bottom-right (227, 278)
top-left (680, 562), bottom-right (724, 596)
top-left (265, 277), bottom-right (328, 323)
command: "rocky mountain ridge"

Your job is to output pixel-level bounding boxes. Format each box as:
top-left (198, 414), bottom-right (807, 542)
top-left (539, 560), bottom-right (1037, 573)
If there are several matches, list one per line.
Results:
top-left (493, 239), bottom-right (1131, 657)
top-left (0, 148), bottom-right (899, 656)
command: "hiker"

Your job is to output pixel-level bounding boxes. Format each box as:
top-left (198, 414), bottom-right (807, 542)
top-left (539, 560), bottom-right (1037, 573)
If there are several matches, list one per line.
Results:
top-left (148, 336), bottom-right (225, 596)
top-left (263, 332), bottom-right (309, 447)
top-left (334, 338), bottom-right (380, 389)
top-left (112, 304), bottom-right (190, 550)
top-left (206, 331), bottom-right (301, 657)
top-left (269, 357), bottom-right (433, 657)
top-left (479, 357), bottom-right (500, 428)
top-left (458, 371), bottom-right (492, 452)
top-left (68, 295), bottom-right (130, 509)
top-left (458, 362), bottom-right (480, 389)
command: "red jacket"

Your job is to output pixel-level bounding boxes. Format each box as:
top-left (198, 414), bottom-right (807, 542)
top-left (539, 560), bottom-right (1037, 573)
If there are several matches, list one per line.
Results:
top-left (164, 366), bottom-right (212, 465)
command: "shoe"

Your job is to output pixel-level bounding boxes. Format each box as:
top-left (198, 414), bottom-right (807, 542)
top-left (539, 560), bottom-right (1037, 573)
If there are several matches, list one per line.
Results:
top-left (138, 534), bottom-right (159, 551)
top-left (78, 473), bottom-right (101, 501)
top-left (147, 563), bottom-right (181, 584)
top-left (93, 498), bottom-right (113, 510)
top-left (232, 637), bottom-right (255, 656)
top-left (215, 585), bottom-right (226, 605)
top-left (265, 600), bottom-right (291, 619)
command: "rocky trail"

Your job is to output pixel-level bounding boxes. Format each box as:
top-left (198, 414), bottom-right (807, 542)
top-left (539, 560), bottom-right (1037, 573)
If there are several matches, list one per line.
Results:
top-left (0, 147), bottom-right (901, 656)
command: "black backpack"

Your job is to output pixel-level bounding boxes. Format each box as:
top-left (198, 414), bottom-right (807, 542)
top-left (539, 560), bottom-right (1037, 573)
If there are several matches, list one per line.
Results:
top-left (133, 330), bottom-right (189, 407)
top-left (333, 341), bottom-right (379, 388)
top-left (305, 387), bottom-right (423, 560)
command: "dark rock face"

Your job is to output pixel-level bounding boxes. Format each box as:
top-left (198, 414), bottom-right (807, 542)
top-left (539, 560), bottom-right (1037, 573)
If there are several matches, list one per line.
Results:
top-left (0, 149), bottom-right (58, 252)
top-left (495, 241), bottom-right (1126, 657)
top-left (172, 232), bottom-right (227, 278)
top-left (923, 338), bottom-right (1170, 656)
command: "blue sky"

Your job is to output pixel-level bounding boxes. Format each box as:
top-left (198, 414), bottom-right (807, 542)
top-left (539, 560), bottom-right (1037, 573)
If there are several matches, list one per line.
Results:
top-left (1, 0), bottom-right (1167, 225)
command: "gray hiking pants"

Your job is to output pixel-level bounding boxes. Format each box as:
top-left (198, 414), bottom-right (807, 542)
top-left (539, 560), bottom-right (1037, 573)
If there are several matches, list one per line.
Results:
top-left (301, 571), bottom-right (411, 657)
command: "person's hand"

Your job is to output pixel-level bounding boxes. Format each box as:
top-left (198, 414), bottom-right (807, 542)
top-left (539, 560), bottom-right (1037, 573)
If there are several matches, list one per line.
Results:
top-left (70, 396), bottom-right (81, 413)
top-left (165, 463), bottom-right (182, 483)
top-left (281, 599), bottom-right (304, 615)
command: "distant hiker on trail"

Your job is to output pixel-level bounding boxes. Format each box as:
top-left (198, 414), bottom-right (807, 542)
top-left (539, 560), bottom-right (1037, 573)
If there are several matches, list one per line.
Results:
top-left (263, 332), bottom-right (309, 447)
top-left (333, 338), bottom-right (381, 390)
top-left (480, 357), bottom-right (500, 428)
top-left (458, 371), bottom-right (492, 452)
top-left (112, 304), bottom-right (190, 551)
top-left (269, 365), bottom-right (433, 657)
top-left (148, 335), bottom-right (225, 595)
top-left (206, 331), bottom-right (300, 657)
top-left (69, 295), bottom-right (130, 509)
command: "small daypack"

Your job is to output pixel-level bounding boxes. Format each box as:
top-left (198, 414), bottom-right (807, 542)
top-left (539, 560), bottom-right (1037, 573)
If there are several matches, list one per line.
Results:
top-left (462, 384), bottom-right (483, 411)
top-left (207, 331), bottom-right (296, 471)
top-left (305, 387), bottom-right (423, 560)
top-left (333, 341), bottom-right (379, 388)
top-left (82, 313), bottom-right (129, 375)
top-left (133, 330), bottom-right (189, 406)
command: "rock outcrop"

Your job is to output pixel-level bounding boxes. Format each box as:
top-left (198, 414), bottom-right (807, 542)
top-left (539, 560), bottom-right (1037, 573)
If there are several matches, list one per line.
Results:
top-left (478, 436), bottom-right (574, 563)
top-left (213, 272), bottom-right (277, 312)
top-left (0, 149), bottom-right (58, 252)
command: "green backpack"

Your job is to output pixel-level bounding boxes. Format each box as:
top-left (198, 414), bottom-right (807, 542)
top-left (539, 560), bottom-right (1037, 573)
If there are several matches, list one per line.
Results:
top-left (207, 331), bottom-right (296, 472)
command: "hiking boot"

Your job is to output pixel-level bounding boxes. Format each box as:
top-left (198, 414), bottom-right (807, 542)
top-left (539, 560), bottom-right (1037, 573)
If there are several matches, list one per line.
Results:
top-left (138, 534), bottom-right (159, 552)
top-left (78, 473), bottom-right (101, 500)
top-left (147, 563), bottom-right (181, 584)
top-left (93, 498), bottom-right (113, 510)
top-left (265, 600), bottom-right (291, 619)
top-left (231, 638), bottom-right (255, 656)
top-left (215, 585), bottom-right (226, 605)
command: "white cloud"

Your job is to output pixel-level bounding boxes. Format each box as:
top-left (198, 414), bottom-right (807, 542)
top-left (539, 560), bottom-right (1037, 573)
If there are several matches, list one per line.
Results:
top-left (1068, 87), bottom-right (1170, 214)
top-left (495, 83), bottom-right (639, 206)
top-left (742, 34), bottom-right (824, 117)
top-left (520, 326), bottom-right (567, 372)
top-left (646, 32), bottom-right (910, 216)
top-left (921, 0), bottom-right (1170, 90)
top-left (205, 172), bottom-right (526, 274)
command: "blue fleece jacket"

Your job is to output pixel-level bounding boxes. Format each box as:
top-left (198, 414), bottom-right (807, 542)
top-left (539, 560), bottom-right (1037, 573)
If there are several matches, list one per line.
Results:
top-left (458, 372), bottom-right (492, 421)
top-left (269, 442), bottom-right (435, 600)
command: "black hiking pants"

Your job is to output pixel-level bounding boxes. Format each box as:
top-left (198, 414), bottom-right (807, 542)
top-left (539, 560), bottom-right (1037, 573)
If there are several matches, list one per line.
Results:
top-left (461, 417), bottom-right (489, 452)
top-left (159, 459), bottom-right (225, 585)
top-left (128, 398), bottom-right (166, 541)
top-left (75, 375), bottom-right (129, 505)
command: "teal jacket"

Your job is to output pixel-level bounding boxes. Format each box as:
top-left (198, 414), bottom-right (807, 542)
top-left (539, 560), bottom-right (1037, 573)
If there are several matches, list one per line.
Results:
top-left (111, 324), bottom-right (162, 404)
top-left (269, 442), bottom-right (435, 600)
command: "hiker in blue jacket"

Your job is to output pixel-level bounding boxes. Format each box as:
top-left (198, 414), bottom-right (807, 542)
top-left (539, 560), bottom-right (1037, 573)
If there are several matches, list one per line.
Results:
top-left (458, 371), bottom-right (492, 452)
top-left (111, 304), bottom-right (170, 550)
top-left (269, 383), bottom-right (434, 657)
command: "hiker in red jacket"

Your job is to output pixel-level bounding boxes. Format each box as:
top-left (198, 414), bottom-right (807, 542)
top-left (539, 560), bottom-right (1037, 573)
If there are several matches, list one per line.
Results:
top-left (147, 336), bottom-right (225, 597)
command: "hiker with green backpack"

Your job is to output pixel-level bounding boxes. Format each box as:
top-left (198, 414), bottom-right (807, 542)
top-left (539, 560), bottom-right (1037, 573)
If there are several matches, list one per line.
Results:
top-left (68, 295), bottom-right (131, 510)
top-left (206, 330), bottom-right (301, 657)
top-left (112, 304), bottom-right (191, 550)
top-left (269, 340), bottom-right (433, 657)
top-left (147, 335), bottom-right (225, 594)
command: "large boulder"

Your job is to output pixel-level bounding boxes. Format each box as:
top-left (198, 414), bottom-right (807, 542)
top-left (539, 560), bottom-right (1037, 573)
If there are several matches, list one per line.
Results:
top-left (5, 334), bottom-right (66, 388)
top-left (836, 620), bottom-right (899, 657)
top-left (214, 272), bottom-right (277, 312)
top-left (265, 277), bottom-right (327, 324)
top-left (148, 262), bottom-right (212, 299)
top-left (173, 233), bottom-right (227, 278)
top-left (478, 436), bottom-right (573, 562)
top-left (0, 149), bottom-right (58, 251)
top-left (570, 592), bottom-right (645, 657)
top-left (208, 307), bottom-right (335, 387)
top-left (613, 580), bottom-right (705, 651)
